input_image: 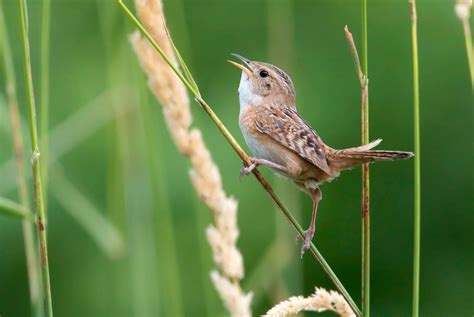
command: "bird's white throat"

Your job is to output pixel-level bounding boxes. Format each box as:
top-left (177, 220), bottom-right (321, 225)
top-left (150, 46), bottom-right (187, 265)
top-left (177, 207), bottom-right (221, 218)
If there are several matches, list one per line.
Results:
top-left (238, 71), bottom-right (262, 114)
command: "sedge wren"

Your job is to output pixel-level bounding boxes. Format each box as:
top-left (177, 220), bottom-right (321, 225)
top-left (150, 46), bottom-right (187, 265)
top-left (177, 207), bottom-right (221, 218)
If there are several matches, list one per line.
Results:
top-left (229, 54), bottom-right (414, 257)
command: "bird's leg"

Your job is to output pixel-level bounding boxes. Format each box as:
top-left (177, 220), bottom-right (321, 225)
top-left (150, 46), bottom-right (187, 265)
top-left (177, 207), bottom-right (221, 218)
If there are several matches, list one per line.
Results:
top-left (299, 188), bottom-right (322, 258)
top-left (240, 157), bottom-right (288, 176)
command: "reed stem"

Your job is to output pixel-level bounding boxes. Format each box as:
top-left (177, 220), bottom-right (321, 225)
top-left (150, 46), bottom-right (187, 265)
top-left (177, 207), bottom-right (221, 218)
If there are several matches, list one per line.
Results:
top-left (0, 2), bottom-right (44, 316)
top-left (116, 1), bottom-right (361, 315)
top-left (409, 1), bottom-right (421, 316)
top-left (40, 0), bottom-right (51, 210)
top-left (361, 1), bottom-right (370, 316)
top-left (17, 0), bottom-right (53, 315)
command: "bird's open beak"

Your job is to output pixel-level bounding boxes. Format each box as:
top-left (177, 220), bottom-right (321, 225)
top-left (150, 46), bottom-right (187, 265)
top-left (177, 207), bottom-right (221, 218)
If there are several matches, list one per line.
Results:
top-left (227, 53), bottom-right (253, 77)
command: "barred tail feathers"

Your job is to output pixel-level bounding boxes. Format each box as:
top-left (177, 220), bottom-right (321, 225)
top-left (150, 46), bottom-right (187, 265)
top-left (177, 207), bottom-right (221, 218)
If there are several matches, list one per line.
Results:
top-left (329, 139), bottom-right (414, 169)
top-left (334, 150), bottom-right (414, 161)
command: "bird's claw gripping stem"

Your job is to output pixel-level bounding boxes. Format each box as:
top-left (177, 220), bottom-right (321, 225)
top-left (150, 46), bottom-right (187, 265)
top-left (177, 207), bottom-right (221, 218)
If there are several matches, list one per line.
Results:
top-left (299, 227), bottom-right (315, 258)
top-left (240, 160), bottom-right (258, 178)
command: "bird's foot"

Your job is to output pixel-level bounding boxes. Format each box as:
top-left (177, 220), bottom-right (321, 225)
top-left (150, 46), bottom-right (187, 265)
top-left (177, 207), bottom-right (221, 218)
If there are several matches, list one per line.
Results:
top-left (298, 226), bottom-right (315, 258)
top-left (240, 160), bottom-right (257, 178)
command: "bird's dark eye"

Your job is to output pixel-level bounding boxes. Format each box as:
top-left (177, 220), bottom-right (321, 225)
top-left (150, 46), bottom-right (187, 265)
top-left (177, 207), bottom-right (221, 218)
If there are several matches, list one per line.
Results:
top-left (259, 70), bottom-right (269, 78)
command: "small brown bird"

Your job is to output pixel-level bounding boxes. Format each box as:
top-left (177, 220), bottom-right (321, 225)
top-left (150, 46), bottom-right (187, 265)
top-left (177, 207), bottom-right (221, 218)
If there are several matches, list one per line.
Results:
top-left (229, 54), bottom-right (414, 257)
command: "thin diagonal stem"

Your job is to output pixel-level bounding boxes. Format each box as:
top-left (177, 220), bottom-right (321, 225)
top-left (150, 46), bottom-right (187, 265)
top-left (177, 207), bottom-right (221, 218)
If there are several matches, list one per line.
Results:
top-left (18, 0), bottom-right (53, 316)
top-left (0, 2), bottom-right (44, 316)
top-left (116, 1), bottom-right (361, 315)
top-left (361, 1), bottom-right (370, 315)
top-left (409, 1), bottom-right (421, 316)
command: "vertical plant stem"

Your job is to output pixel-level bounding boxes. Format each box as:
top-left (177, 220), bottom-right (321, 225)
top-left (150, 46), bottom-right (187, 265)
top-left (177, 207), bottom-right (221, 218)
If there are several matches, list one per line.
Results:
top-left (0, 3), bottom-right (43, 316)
top-left (17, 0), bottom-right (53, 316)
top-left (409, 1), bottom-right (420, 316)
top-left (40, 0), bottom-right (51, 210)
top-left (360, 1), bottom-right (370, 316)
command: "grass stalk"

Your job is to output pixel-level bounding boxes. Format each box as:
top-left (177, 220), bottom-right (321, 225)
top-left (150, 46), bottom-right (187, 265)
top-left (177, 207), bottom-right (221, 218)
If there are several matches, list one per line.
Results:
top-left (40, 0), bottom-right (51, 210)
top-left (409, 1), bottom-right (421, 316)
top-left (116, 1), bottom-right (361, 315)
top-left (360, 1), bottom-right (370, 315)
top-left (343, 21), bottom-right (370, 317)
top-left (17, 0), bottom-right (53, 316)
top-left (0, 2), bottom-right (44, 316)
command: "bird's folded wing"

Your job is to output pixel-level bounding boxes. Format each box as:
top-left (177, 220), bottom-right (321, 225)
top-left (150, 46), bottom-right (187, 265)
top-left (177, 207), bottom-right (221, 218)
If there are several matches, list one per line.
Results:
top-left (255, 105), bottom-right (332, 174)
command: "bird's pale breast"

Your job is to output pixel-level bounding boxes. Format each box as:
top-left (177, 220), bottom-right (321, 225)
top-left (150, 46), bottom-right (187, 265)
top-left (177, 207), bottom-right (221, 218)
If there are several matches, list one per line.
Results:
top-left (239, 105), bottom-right (276, 162)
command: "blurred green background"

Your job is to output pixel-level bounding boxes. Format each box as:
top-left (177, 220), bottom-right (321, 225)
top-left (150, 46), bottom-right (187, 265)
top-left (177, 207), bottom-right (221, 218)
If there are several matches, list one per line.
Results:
top-left (0, 0), bottom-right (472, 316)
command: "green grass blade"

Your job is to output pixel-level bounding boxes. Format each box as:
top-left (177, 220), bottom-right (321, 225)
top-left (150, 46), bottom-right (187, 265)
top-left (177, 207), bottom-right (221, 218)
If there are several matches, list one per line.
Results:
top-left (17, 0), bottom-right (53, 315)
top-left (162, 20), bottom-right (201, 97)
top-left (0, 2), bottom-right (44, 315)
top-left (0, 196), bottom-right (33, 220)
top-left (409, 1), bottom-right (421, 316)
top-left (40, 0), bottom-right (51, 211)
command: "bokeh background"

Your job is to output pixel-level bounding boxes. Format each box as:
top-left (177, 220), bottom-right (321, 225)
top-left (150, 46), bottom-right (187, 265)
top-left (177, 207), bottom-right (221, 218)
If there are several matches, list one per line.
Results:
top-left (0, 0), bottom-right (472, 316)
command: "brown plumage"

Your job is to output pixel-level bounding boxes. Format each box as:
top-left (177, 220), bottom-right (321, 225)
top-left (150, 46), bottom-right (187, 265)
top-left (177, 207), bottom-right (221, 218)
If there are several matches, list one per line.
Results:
top-left (229, 54), bottom-right (413, 256)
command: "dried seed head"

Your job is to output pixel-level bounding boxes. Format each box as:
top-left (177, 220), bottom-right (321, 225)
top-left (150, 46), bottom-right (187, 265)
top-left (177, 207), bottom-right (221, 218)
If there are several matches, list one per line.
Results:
top-left (264, 287), bottom-right (355, 317)
top-left (455, 0), bottom-right (472, 21)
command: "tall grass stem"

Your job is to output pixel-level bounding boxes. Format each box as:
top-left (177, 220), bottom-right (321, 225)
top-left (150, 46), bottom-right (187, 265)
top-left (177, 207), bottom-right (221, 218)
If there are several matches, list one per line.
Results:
top-left (17, 0), bottom-right (53, 315)
top-left (40, 0), bottom-right (51, 210)
top-left (116, 1), bottom-right (361, 315)
top-left (361, 1), bottom-right (370, 316)
top-left (0, 5), bottom-right (43, 315)
top-left (409, 1), bottom-right (421, 316)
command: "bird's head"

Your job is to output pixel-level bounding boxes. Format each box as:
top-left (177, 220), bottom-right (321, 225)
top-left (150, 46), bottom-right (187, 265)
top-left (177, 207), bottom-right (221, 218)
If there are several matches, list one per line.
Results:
top-left (228, 54), bottom-right (296, 108)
